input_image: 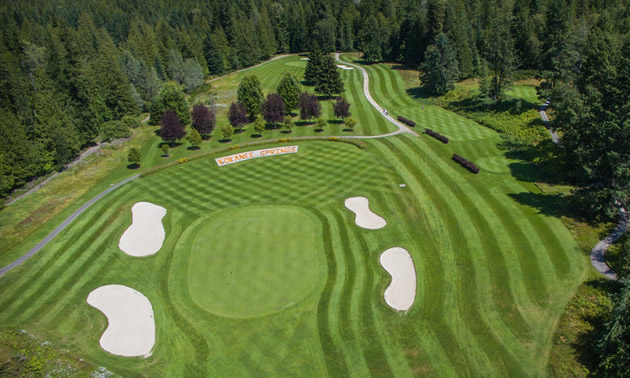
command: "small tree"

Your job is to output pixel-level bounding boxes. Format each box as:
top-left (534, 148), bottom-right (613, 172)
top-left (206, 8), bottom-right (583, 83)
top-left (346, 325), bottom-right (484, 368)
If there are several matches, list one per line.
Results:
top-left (333, 97), bottom-right (350, 119)
top-left (344, 117), bottom-right (357, 131)
top-left (298, 92), bottom-right (321, 122)
top-left (237, 75), bottom-right (263, 119)
top-left (188, 128), bottom-right (202, 149)
top-left (127, 147), bottom-right (141, 167)
top-left (150, 81), bottom-right (190, 125)
top-left (160, 143), bottom-right (169, 157)
top-left (160, 110), bottom-right (186, 146)
top-left (220, 124), bottom-right (234, 141)
top-left (262, 93), bottom-right (285, 128)
top-left (228, 102), bottom-right (249, 132)
top-left (277, 72), bottom-right (301, 112)
top-left (304, 48), bottom-right (323, 84)
top-left (316, 118), bottom-right (326, 131)
top-left (283, 116), bottom-right (294, 133)
top-left (191, 104), bottom-right (215, 138)
top-left (253, 115), bottom-right (266, 136)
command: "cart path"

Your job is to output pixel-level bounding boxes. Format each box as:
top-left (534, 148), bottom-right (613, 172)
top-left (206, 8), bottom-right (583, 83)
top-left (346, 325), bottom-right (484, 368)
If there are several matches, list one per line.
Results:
top-left (334, 53), bottom-right (418, 137)
top-left (589, 213), bottom-right (629, 280)
top-left (0, 174), bottom-right (140, 277)
top-left (539, 103), bottom-right (560, 144)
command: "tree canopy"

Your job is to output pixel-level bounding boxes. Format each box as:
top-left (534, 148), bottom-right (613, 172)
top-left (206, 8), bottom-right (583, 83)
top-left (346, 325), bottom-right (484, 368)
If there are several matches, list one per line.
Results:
top-left (150, 82), bottom-right (190, 125)
top-left (237, 75), bottom-right (264, 119)
top-left (421, 33), bottom-right (460, 96)
top-left (276, 72), bottom-right (301, 112)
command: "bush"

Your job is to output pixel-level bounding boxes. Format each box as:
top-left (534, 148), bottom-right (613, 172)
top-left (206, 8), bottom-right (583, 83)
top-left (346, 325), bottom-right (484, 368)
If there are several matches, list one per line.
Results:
top-left (230, 144), bottom-right (239, 150)
top-left (177, 157), bottom-right (189, 164)
top-left (397, 115), bottom-right (416, 127)
top-left (452, 154), bottom-right (480, 174)
top-left (424, 128), bottom-right (449, 144)
top-left (101, 120), bottom-right (130, 142)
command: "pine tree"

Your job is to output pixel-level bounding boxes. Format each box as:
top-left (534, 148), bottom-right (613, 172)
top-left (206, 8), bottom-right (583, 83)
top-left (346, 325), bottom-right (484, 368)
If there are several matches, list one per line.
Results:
top-left (304, 47), bottom-right (323, 84)
top-left (421, 34), bottom-right (460, 96)
top-left (315, 55), bottom-right (344, 98)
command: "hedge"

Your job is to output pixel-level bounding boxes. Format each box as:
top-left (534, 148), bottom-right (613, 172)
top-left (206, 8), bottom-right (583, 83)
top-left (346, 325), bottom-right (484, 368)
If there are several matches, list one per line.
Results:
top-left (424, 128), bottom-right (449, 144)
top-left (452, 154), bottom-right (480, 174)
top-left (397, 115), bottom-right (416, 127)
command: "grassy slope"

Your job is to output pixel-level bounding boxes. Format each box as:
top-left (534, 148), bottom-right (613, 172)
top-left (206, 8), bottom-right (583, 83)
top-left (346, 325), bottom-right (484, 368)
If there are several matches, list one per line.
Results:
top-left (0, 55), bottom-right (590, 376)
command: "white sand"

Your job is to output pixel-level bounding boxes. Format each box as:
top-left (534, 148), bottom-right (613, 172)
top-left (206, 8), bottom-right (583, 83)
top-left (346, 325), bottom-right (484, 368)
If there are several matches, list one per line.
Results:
top-left (87, 285), bottom-right (155, 357)
top-left (336, 64), bottom-right (354, 70)
top-left (119, 202), bottom-right (166, 257)
top-left (344, 197), bottom-right (386, 229)
top-left (379, 247), bottom-right (416, 311)
top-left (300, 57), bottom-right (310, 60)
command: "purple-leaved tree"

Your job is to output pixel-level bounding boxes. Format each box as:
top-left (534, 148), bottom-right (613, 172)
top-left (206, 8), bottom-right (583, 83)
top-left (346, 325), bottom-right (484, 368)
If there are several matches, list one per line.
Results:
top-left (160, 110), bottom-right (186, 146)
top-left (262, 93), bottom-right (286, 128)
top-left (228, 102), bottom-right (249, 132)
top-left (298, 92), bottom-right (321, 122)
top-left (191, 104), bottom-right (215, 138)
top-left (333, 97), bottom-right (350, 120)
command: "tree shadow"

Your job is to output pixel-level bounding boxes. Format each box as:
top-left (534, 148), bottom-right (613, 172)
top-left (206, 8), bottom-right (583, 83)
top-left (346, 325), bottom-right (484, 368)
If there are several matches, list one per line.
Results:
top-left (328, 119), bottom-right (344, 125)
top-left (251, 134), bottom-right (263, 138)
top-left (281, 130), bottom-right (292, 134)
top-left (218, 138), bottom-right (232, 143)
top-left (406, 86), bottom-right (432, 100)
top-left (507, 191), bottom-right (592, 223)
top-left (127, 163), bottom-right (140, 169)
top-left (296, 120), bottom-right (312, 127)
top-left (343, 128), bottom-right (354, 132)
top-left (187, 146), bottom-right (201, 151)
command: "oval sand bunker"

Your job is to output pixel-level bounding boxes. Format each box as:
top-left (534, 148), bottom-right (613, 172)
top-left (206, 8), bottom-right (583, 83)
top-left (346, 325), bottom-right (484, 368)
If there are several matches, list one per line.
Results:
top-left (380, 247), bottom-right (416, 311)
top-left (344, 197), bottom-right (386, 229)
top-left (87, 284), bottom-right (155, 357)
top-left (119, 202), bottom-right (166, 257)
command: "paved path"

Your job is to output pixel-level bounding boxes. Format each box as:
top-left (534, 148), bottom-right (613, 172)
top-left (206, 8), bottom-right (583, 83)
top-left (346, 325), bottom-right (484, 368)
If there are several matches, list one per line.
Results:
top-left (334, 53), bottom-right (418, 137)
top-left (589, 212), bottom-right (629, 280)
top-left (539, 103), bottom-right (560, 144)
top-left (0, 174), bottom-right (140, 277)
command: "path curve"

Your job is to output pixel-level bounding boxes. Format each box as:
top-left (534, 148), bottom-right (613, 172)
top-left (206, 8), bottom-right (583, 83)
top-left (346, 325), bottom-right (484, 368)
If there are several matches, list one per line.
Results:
top-left (539, 102), bottom-right (560, 144)
top-left (334, 53), bottom-right (418, 137)
top-left (590, 212), bottom-right (629, 280)
top-left (0, 174), bottom-right (139, 277)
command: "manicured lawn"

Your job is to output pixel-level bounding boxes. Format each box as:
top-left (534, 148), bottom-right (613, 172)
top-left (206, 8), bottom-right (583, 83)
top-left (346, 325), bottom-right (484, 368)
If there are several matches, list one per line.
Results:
top-left (0, 55), bottom-right (589, 376)
top-left (186, 206), bottom-right (325, 318)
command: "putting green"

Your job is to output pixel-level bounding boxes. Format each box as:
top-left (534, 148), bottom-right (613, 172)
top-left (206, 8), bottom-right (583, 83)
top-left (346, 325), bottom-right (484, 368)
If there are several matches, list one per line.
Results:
top-left (186, 206), bottom-right (325, 318)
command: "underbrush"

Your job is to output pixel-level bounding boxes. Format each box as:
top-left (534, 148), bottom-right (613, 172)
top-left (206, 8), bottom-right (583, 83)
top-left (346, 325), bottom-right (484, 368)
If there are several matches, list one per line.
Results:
top-left (548, 279), bottom-right (615, 377)
top-left (437, 87), bottom-right (549, 145)
top-left (0, 328), bottom-right (106, 377)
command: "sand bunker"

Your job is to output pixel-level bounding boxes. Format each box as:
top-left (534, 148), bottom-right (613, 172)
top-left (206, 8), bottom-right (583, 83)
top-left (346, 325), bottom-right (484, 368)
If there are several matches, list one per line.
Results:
top-left (336, 64), bottom-right (354, 70)
top-left (87, 285), bottom-right (155, 357)
top-left (380, 247), bottom-right (416, 311)
top-left (119, 202), bottom-right (166, 257)
top-left (300, 57), bottom-right (309, 60)
top-left (344, 197), bottom-right (386, 229)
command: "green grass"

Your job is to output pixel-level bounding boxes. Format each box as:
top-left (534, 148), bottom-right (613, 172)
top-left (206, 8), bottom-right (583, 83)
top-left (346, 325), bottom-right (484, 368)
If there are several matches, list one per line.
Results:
top-left (186, 206), bottom-right (325, 318)
top-left (0, 56), bottom-right (592, 376)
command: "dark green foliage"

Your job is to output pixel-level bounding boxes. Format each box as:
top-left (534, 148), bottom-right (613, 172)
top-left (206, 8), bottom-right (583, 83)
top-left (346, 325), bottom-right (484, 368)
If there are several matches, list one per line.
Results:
top-left (485, 6), bottom-right (516, 102)
top-left (598, 280), bottom-right (630, 376)
top-left (237, 75), bottom-right (264, 119)
top-left (276, 72), bottom-right (301, 111)
top-left (304, 48), bottom-right (323, 84)
top-left (100, 120), bottom-right (130, 142)
top-left (127, 147), bottom-right (141, 166)
top-left (315, 55), bottom-right (344, 97)
top-left (150, 82), bottom-right (190, 126)
top-left (358, 14), bottom-right (390, 63)
top-left (421, 33), bottom-right (460, 96)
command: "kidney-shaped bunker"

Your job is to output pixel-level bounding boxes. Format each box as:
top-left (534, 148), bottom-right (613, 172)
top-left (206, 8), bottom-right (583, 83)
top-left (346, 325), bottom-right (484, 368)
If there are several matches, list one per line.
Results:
top-left (87, 284), bottom-right (155, 357)
top-left (344, 197), bottom-right (387, 230)
top-left (380, 247), bottom-right (416, 311)
top-left (119, 202), bottom-right (167, 257)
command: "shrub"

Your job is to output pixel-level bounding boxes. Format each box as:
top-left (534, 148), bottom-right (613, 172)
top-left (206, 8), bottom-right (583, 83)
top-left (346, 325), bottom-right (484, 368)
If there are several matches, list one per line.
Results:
top-left (278, 138), bottom-right (288, 143)
top-left (328, 137), bottom-right (339, 141)
top-left (230, 144), bottom-right (240, 150)
top-left (177, 157), bottom-right (189, 164)
top-left (397, 115), bottom-right (416, 127)
top-left (424, 128), bottom-right (449, 144)
top-left (452, 154), bottom-right (480, 174)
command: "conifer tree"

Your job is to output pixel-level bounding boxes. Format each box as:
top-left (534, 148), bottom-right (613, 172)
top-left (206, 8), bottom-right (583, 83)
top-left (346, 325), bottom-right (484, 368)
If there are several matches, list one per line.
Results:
top-left (315, 55), bottom-right (344, 98)
top-left (304, 47), bottom-right (323, 84)
top-left (421, 34), bottom-right (459, 96)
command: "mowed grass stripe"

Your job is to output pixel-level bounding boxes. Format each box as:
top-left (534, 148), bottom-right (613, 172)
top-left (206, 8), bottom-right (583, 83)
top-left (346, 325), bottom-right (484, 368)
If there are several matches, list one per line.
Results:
top-left (368, 138), bottom-right (489, 375)
top-left (312, 209), bottom-right (351, 377)
top-left (375, 137), bottom-right (527, 375)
